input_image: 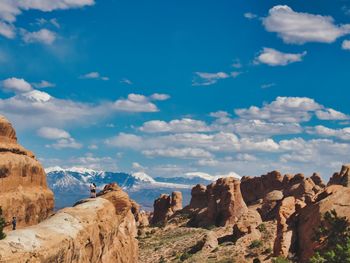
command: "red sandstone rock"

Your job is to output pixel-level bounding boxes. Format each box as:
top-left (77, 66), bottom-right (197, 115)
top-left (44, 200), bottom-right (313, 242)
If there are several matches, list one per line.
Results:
top-left (151, 191), bottom-right (183, 225)
top-left (0, 115), bottom-right (54, 229)
top-left (328, 164), bottom-right (350, 187)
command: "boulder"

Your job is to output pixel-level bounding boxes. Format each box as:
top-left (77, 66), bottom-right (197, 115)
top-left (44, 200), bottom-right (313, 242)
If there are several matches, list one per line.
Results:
top-left (189, 184), bottom-right (207, 209)
top-left (0, 115), bottom-right (54, 228)
top-left (258, 190), bottom-right (284, 220)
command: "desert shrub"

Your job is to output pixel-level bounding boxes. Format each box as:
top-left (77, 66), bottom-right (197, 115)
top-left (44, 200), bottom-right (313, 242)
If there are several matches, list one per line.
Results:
top-left (309, 210), bottom-right (350, 263)
top-left (205, 224), bottom-right (216, 230)
top-left (272, 257), bottom-right (290, 263)
top-left (249, 240), bottom-right (263, 249)
top-left (257, 223), bottom-right (267, 233)
top-left (180, 252), bottom-right (191, 261)
top-left (0, 207), bottom-right (6, 240)
top-left (263, 247), bottom-right (272, 254)
top-left (159, 256), bottom-right (166, 263)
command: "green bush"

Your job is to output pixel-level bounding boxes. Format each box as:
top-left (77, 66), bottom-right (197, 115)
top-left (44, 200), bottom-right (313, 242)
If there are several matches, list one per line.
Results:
top-left (249, 240), bottom-right (263, 249)
top-left (0, 207), bottom-right (6, 240)
top-left (309, 210), bottom-right (350, 263)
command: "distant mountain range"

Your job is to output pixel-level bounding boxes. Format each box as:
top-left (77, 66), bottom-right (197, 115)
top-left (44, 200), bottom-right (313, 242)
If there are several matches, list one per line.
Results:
top-left (45, 167), bottom-right (240, 210)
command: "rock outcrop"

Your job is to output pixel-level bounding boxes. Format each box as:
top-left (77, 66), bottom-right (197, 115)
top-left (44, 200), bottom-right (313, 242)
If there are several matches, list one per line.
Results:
top-left (151, 191), bottom-right (183, 225)
top-left (0, 115), bottom-right (54, 228)
top-left (187, 177), bottom-right (248, 227)
top-left (328, 164), bottom-right (350, 187)
top-left (0, 184), bottom-right (138, 263)
top-left (298, 184), bottom-right (350, 262)
top-left (241, 171), bottom-right (324, 208)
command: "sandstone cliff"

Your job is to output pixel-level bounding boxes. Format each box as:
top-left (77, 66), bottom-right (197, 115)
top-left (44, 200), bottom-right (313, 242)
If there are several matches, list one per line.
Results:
top-left (0, 183), bottom-right (138, 263)
top-left (0, 115), bottom-right (54, 228)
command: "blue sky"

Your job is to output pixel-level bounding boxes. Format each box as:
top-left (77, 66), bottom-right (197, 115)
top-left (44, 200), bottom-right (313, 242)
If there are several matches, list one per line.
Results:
top-left (1, 0), bottom-right (350, 179)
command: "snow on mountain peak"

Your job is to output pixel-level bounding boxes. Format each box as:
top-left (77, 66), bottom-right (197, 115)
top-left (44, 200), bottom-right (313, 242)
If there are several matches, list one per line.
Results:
top-left (45, 166), bottom-right (103, 175)
top-left (185, 171), bottom-right (241, 181)
top-left (131, 172), bottom-right (156, 183)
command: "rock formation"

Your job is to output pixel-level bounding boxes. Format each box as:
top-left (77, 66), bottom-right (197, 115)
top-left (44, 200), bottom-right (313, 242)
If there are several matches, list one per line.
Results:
top-left (0, 184), bottom-right (138, 263)
top-left (187, 177), bottom-right (248, 227)
top-left (328, 164), bottom-right (350, 187)
top-left (298, 184), bottom-right (350, 262)
top-left (151, 191), bottom-right (183, 225)
top-left (0, 115), bottom-right (54, 228)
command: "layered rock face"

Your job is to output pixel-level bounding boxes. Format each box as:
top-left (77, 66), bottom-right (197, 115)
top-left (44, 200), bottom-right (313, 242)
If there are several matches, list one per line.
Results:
top-left (0, 184), bottom-right (138, 263)
top-left (151, 191), bottom-right (183, 225)
top-left (187, 177), bottom-right (248, 227)
top-left (0, 115), bottom-right (54, 228)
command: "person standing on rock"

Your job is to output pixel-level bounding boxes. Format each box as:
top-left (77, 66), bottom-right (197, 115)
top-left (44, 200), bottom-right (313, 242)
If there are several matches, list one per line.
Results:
top-left (12, 217), bottom-right (16, 230)
top-left (90, 183), bottom-right (97, 198)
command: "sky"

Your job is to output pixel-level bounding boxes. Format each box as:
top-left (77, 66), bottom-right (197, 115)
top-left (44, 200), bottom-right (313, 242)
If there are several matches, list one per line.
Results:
top-left (0, 0), bottom-right (350, 180)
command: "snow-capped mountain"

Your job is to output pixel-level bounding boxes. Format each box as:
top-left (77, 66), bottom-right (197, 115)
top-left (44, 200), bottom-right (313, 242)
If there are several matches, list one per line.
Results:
top-left (45, 167), bottom-right (193, 210)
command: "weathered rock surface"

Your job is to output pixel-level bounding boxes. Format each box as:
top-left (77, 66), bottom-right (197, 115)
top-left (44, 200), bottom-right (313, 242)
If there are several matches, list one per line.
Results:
top-left (241, 171), bottom-right (324, 208)
top-left (187, 177), bottom-right (248, 227)
top-left (298, 184), bottom-right (350, 262)
top-left (151, 191), bottom-right (183, 225)
top-left (0, 115), bottom-right (54, 228)
top-left (328, 164), bottom-right (350, 187)
top-left (0, 185), bottom-right (138, 263)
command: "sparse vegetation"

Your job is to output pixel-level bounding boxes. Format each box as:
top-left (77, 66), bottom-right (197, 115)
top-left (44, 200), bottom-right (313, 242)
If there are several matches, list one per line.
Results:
top-left (264, 247), bottom-right (272, 254)
top-left (249, 240), bottom-right (263, 249)
top-left (159, 256), bottom-right (166, 263)
top-left (180, 252), bottom-right (191, 261)
top-left (272, 257), bottom-right (290, 263)
top-left (309, 210), bottom-right (350, 263)
top-left (257, 223), bottom-right (267, 233)
top-left (0, 207), bottom-right (6, 240)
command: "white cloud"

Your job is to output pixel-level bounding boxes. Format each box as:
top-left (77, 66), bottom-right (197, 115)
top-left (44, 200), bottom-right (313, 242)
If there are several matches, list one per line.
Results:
top-left (235, 96), bottom-right (321, 123)
top-left (0, 21), bottom-right (15, 38)
top-left (261, 83), bottom-right (276, 89)
top-left (49, 137), bottom-right (82, 149)
top-left (192, 72), bottom-right (230, 86)
top-left (263, 5), bottom-right (350, 44)
top-left (120, 78), bottom-right (133, 85)
top-left (21, 28), bottom-right (56, 45)
top-left (307, 125), bottom-right (350, 141)
top-left (140, 118), bottom-right (211, 133)
top-left (0, 0), bottom-right (94, 23)
top-left (37, 127), bottom-right (70, 140)
top-left (2, 77), bottom-right (32, 93)
top-left (342, 40), bottom-right (350, 50)
top-left (142, 147), bottom-right (213, 159)
top-left (0, 90), bottom-right (164, 129)
top-left (80, 72), bottom-right (109, 81)
top-left (150, 93), bottom-right (170, 101)
top-left (315, 108), bottom-right (349, 120)
top-left (113, 93), bottom-right (167, 112)
top-left (244, 12), bottom-right (257, 20)
top-left (32, 80), bottom-right (55, 88)
top-left (255, 48), bottom-right (306, 66)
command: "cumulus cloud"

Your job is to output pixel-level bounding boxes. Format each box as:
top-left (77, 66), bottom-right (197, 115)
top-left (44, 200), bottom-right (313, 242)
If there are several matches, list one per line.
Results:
top-left (79, 72), bottom-right (109, 81)
top-left (192, 72), bottom-right (230, 86)
top-left (21, 28), bottom-right (56, 45)
top-left (0, 0), bottom-right (95, 23)
top-left (0, 21), bottom-right (15, 38)
top-left (140, 118), bottom-right (211, 133)
top-left (142, 147), bottom-right (213, 159)
top-left (307, 125), bottom-right (350, 141)
top-left (2, 77), bottom-right (32, 93)
top-left (244, 12), bottom-right (258, 20)
top-left (255, 48), bottom-right (306, 66)
top-left (315, 108), bottom-right (349, 120)
top-left (342, 40), bottom-right (350, 50)
top-left (32, 80), bottom-right (55, 89)
top-left (0, 90), bottom-right (166, 129)
top-left (37, 127), bottom-right (70, 140)
top-left (49, 138), bottom-right (82, 149)
top-left (113, 93), bottom-right (169, 112)
top-left (263, 5), bottom-right (350, 44)
top-left (235, 96), bottom-right (321, 123)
